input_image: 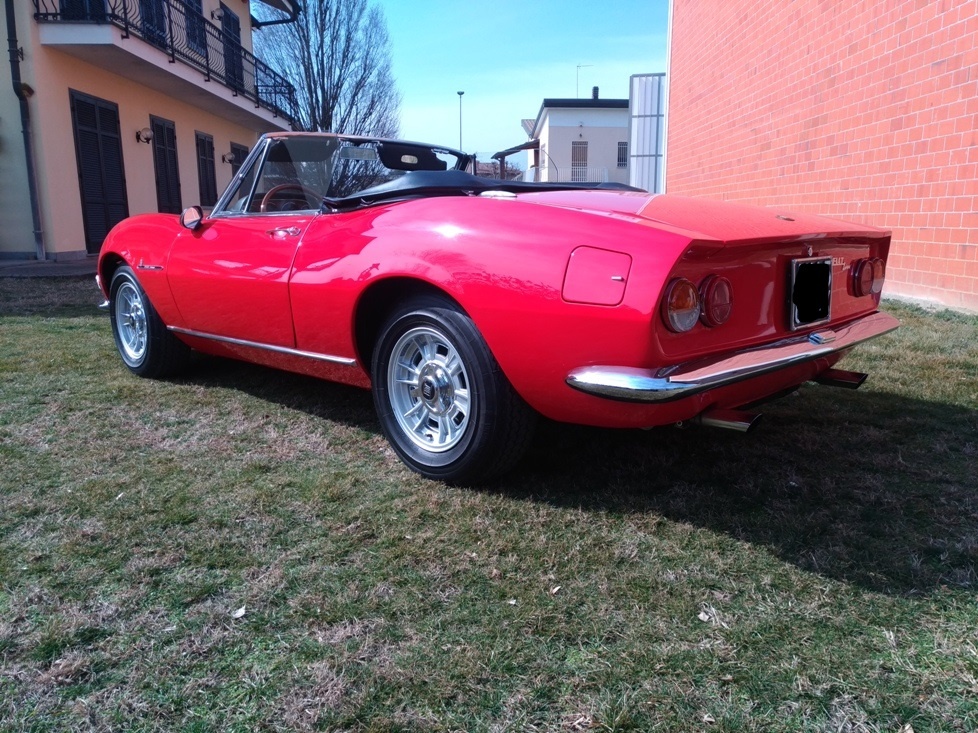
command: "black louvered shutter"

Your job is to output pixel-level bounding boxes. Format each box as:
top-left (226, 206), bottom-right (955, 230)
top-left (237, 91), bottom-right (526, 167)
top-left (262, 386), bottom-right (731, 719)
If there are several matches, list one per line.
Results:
top-left (229, 143), bottom-right (249, 176)
top-left (195, 132), bottom-right (218, 207)
top-left (221, 5), bottom-right (244, 91)
top-left (61, 0), bottom-right (105, 21)
top-left (139, 0), bottom-right (167, 46)
top-left (70, 90), bottom-right (129, 253)
top-left (151, 117), bottom-right (182, 214)
top-left (185, 0), bottom-right (206, 54)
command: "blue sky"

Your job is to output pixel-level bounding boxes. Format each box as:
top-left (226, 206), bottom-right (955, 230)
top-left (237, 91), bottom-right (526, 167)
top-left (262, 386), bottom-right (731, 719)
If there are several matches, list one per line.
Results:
top-left (373, 0), bottom-right (670, 159)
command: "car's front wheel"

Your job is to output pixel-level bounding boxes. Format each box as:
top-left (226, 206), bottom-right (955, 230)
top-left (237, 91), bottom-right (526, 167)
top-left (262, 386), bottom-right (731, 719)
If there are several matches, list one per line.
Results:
top-left (371, 296), bottom-right (536, 484)
top-left (109, 265), bottom-right (190, 378)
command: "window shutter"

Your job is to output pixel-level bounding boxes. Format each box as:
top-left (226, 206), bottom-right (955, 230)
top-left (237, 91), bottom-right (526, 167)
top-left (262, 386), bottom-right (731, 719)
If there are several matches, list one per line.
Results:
top-left (151, 117), bottom-right (182, 214)
top-left (195, 132), bottom-right (218, 207)
top-left (70, 90), bottom-right (129, 253)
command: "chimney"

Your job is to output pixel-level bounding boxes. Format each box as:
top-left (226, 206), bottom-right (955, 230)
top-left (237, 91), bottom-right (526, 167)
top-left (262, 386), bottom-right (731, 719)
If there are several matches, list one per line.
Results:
top-left (592, 86), bottom-right (599, 99)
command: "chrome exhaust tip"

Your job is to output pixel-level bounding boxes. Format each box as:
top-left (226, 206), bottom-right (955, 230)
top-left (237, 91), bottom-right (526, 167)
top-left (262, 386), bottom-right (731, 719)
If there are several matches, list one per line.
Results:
top-left (814, 368), bottom-right (868, 390)
top-left (695, 408), bottom-right (762, 433)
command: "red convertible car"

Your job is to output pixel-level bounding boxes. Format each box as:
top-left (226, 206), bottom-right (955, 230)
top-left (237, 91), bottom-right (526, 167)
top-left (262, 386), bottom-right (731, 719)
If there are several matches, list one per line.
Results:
top-left (97, 132), bottom-right (898, 482)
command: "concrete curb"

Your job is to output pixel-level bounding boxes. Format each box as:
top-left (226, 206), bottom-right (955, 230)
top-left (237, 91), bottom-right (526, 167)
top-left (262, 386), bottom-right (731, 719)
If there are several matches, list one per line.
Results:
top-left (0, 259), bottom-right (98, 278)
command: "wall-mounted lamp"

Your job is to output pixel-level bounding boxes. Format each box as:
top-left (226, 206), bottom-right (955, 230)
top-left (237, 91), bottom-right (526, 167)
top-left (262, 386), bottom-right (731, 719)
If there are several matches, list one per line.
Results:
top-left (211, 8), bottom-right (224, 21)
top-left (221, 151), bottom-right (236, 164)
top-left (136, 127), bottom-right (154, 144)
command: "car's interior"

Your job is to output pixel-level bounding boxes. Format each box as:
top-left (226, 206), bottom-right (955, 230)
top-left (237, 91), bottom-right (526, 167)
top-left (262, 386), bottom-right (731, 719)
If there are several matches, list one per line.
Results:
top-left (219, 137), bottom-right (464, 215)
top-left (215, 134), bottom-right (641, 216)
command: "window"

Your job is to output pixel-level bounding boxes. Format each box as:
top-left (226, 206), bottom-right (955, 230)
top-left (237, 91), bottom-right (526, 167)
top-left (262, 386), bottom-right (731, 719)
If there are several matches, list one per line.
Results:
top-left (139, 0), bottom-right (167, 47)
top-left (185, 0), bottom-right (206, 55)
top-left (61, 0), bottom-right (106, 21)
top-left (220, 4), bottom-right (244, 91)
top-left (150, 116), bottom-right (181, 214)
top-left (617, 141), bottom-right (628, 168)
top-left (215, 137), bottom-right (467, 215)
top-left (70, 90), bottom-right (129, 253)
top-left (229, 142), bottom-right (250, 176)
top-left (219, 137), bottom-right (340, 215)
top-left (571, 140), bottom-right (588, 182)
top-left (195, 132), bottom-right (218, 207)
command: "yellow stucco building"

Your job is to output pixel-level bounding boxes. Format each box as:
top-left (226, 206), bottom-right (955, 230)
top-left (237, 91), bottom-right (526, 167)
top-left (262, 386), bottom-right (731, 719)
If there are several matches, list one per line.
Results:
top-left (2, 0), bottom-right (299, 261)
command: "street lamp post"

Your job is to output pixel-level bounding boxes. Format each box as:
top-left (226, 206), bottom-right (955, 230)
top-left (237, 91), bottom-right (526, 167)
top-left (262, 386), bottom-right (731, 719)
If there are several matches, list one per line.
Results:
top-left (457, 91), bottom-right (464, 149)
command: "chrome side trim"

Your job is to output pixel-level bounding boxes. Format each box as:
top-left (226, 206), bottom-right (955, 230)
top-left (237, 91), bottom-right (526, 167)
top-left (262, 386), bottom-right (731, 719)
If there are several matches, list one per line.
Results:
top-left (136, 264), bottom-right (165, 271)
top-left (566, 311), bottom-right (899, 403)
top-left (168, 326), bottom-right (358, 366)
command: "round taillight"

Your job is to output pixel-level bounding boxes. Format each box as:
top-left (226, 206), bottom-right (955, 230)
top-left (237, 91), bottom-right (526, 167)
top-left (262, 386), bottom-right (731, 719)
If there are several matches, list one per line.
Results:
top-left (870, 257), bottom-right (885, 295)
top-left (662, 278), bottom-right (701, 332)
top-left (699, 275), bottom-right (733, 327)
top-left (853, 258), bottom-right (885, 297)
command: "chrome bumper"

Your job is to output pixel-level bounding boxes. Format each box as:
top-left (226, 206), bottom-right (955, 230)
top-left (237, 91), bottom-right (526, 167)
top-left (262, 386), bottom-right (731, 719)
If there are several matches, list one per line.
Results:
top-left (566, 311), bottom-right (899, 403)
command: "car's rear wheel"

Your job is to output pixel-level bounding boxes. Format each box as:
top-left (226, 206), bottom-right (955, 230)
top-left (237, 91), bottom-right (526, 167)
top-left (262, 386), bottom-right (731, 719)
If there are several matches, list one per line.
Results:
top-left (109, 265), bottom-right (190, 378)
top-left (371, 296), bottom-right (536, 484)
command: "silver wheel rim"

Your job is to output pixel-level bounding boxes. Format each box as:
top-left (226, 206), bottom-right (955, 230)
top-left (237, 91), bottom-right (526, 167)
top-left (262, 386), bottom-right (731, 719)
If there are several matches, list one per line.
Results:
top-left (387, 325), bottom-right (472, 453)
top-left (115, 280), bottom-right (147, 364)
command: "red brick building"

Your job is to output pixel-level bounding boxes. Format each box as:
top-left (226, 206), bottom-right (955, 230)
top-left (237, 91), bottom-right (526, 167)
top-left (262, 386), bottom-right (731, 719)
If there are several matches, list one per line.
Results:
top-left (666, 0), bottom-right (978, 311)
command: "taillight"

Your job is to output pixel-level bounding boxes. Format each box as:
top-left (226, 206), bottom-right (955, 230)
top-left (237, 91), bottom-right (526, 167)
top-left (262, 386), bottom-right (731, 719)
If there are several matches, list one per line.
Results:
top-left (853, 258), bottom-right (885, 297)
top-left (661, 278), bottom-right (700, 332)
top-left (869, 257), bottom-right (885, 294)
top-left (699, 275), bottom-right (733, 327)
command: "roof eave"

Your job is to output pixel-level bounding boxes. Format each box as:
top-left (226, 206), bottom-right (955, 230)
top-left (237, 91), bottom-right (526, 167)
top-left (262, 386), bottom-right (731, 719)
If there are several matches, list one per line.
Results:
top-left (251, 0), bottom-right (301, 28)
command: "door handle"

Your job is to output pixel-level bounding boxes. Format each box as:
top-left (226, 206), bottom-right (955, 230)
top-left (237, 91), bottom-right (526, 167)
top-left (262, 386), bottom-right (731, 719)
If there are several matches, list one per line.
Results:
top-left (267, 226), bottom-right (301, 238)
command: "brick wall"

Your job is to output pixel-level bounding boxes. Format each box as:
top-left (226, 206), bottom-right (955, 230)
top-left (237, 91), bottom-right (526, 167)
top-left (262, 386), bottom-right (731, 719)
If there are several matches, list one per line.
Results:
top-left (667, 0), bottom-right (978, 311)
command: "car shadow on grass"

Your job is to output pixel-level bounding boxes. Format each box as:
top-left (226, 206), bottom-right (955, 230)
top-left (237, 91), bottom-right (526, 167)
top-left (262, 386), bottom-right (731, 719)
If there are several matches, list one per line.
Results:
top-left (176, 355), bottom-right (976, 597)
top-left (174, 354), bottom-right (381, 430)
top-left (502, 385), bottom-right (978, 597)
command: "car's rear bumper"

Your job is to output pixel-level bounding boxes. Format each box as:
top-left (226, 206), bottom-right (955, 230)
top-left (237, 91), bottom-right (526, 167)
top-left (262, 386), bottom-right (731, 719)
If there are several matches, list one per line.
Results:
top-left (565, 310), bottom-right (899, 403)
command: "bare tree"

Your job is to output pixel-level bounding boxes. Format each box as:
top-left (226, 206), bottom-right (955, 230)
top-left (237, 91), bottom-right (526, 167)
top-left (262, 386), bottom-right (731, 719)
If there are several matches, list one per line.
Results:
top-left (254, 0), bottom-right (400, 136)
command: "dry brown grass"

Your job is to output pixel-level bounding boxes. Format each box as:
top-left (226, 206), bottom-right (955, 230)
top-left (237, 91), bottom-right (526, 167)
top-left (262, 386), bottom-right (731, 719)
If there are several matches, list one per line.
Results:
top-left (1, 278), bottom-right (977, 731)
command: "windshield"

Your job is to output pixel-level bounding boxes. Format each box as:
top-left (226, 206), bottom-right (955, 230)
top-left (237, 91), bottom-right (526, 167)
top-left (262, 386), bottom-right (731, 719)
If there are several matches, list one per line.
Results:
top-left (215, 135), bottom-right (468, 215)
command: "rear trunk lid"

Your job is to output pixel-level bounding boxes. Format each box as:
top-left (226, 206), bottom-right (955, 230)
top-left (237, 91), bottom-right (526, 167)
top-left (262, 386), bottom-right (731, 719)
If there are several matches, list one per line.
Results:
top-left (517, 190), bottom-right (888, 245)
top-left (519, 190), bottom-right (891, 362)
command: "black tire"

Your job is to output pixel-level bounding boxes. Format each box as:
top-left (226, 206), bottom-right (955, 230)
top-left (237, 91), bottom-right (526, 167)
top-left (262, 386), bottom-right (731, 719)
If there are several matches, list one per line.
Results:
top-left (109, 265), bottom-right (191, 378)
top-left (371, 295), bottom-right (536, 484)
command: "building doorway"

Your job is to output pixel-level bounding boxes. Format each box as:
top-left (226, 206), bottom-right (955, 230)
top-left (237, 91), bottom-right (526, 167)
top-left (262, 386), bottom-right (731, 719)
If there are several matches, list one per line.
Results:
top-left (69, 90), bottom-right (129, 254)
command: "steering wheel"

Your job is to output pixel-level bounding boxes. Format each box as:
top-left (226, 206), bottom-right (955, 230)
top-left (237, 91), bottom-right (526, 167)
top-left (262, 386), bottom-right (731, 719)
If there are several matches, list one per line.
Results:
top-left (260, 184), bottom-right (321, 213)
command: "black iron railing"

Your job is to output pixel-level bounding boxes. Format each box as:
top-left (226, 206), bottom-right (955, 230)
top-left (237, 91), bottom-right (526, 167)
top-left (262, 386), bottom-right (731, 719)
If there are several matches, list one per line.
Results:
top-left (33, 0), bottom-right (298, 126)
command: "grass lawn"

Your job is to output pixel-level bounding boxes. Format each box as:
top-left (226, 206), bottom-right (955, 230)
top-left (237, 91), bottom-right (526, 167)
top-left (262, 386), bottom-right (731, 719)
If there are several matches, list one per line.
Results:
top-left (1, 277), bottom-right (976, 732)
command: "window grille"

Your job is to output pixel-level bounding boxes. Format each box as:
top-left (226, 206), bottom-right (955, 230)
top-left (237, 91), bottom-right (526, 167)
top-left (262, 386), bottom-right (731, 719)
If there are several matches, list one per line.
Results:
top-left (571, 141), bottom-right (588, 182)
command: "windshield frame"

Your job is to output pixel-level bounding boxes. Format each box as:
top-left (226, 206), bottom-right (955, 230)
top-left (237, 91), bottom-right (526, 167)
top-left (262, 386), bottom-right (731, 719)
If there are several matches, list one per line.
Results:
top-left (208, 133), bottom-right (471, 218)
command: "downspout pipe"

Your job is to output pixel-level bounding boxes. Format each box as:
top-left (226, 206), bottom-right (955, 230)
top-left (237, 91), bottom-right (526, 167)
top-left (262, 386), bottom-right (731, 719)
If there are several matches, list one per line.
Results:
top-left (5, 0), bottom-right (45, 260)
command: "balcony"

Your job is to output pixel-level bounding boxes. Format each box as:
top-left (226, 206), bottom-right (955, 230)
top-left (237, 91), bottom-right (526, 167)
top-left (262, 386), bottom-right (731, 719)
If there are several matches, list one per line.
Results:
top-left (32, 0), bottom-right (298, 128)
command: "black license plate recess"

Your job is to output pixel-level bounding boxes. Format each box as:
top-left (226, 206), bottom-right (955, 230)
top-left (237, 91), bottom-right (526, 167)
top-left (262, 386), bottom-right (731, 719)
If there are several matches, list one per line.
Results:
top-left (790, 257), bottom-right (832, 329)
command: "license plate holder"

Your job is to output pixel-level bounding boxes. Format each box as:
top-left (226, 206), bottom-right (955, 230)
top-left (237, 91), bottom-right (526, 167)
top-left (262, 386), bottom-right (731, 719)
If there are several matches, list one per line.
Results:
top-left (790, 256), bottom-right (832, 330)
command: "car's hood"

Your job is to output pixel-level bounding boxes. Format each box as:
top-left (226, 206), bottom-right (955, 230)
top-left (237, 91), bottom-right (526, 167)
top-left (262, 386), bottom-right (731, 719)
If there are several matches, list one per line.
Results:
top-left (515, 190), bottom-right (889, 244)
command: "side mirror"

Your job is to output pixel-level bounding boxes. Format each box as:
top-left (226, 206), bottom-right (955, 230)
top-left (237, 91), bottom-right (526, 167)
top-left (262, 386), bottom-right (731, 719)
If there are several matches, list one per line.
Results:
top-left (179, 206), bottom-right (204, 230)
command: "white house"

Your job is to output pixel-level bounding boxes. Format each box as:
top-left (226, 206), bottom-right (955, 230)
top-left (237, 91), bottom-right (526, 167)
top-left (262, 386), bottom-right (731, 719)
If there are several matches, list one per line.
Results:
top-left (522, 88), bottom-right (629, 184)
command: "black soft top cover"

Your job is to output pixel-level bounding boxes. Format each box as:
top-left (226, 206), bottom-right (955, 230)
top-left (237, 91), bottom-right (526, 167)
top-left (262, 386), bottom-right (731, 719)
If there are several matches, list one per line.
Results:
top-left (322, 169), bottom-right (644, 211)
